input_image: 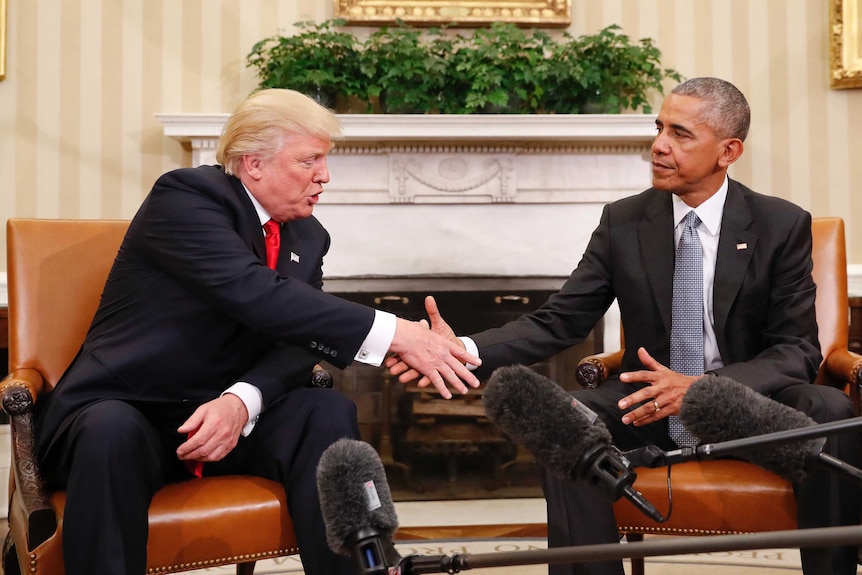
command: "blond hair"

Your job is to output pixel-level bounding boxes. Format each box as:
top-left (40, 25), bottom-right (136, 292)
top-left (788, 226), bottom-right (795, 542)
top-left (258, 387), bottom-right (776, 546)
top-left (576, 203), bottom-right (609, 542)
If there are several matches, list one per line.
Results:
top-left (217, 89), bottom-right (342, 175)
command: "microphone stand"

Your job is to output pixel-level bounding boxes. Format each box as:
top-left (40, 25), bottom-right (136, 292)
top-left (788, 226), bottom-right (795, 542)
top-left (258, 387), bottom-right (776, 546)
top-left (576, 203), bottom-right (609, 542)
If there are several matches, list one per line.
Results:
top-left (624, 415), bottom-right (862, 486)
top-left (394, 524), bottom-right (862, 573)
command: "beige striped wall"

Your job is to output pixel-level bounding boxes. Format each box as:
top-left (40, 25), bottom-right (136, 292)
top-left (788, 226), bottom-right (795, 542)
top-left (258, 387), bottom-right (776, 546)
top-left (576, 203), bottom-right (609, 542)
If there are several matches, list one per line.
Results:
top-left (1, 0), bottom-right (861, 272)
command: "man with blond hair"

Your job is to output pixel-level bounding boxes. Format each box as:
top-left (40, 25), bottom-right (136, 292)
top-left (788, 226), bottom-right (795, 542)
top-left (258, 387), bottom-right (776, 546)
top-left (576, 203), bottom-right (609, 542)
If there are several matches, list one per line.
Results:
top-left (35, 89), bottom-right (480, 575)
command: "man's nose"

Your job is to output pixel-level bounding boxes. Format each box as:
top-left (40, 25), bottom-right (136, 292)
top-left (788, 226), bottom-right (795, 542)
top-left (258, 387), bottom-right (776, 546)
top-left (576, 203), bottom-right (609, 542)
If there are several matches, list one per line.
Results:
top-left (317, 161), bottom-right (330, 183)
top-left (651, 133), bottom-right (669, 155)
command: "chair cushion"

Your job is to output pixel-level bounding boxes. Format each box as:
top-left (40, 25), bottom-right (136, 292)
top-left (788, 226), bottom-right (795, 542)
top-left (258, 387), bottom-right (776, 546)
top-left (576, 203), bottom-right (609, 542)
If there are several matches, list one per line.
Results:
top-left (613, 460), bottom-right (796, 536)
top-left (12, 476), bottom-right (298, 574)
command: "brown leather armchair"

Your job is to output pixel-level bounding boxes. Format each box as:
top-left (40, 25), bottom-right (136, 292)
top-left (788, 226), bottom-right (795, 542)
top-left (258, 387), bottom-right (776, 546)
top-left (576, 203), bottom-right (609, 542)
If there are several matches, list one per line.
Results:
top-left (1, 219), bottom-right (326, 575)
top-left (575, 217), bottom-right (862, 575)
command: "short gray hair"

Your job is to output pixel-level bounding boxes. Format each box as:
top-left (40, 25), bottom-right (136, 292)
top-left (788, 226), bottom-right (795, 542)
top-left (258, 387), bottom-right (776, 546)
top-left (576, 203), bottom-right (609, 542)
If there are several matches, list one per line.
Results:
top-left (671, 77), bottom-right (750, 142)
top-left (216, 89), bottom-right (343, 175)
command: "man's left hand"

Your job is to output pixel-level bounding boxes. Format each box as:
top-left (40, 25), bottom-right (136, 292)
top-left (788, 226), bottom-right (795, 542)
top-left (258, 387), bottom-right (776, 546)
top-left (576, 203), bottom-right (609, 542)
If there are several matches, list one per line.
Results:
top-left (617, 347), bottom-right (698, 427)
top-left (176, 393), bottom-right (248, 463)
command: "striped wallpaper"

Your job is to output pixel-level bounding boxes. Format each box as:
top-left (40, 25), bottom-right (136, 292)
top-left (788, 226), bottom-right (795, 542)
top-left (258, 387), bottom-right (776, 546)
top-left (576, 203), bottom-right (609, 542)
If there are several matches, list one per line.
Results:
top-left (1, 0), bottom-right (861, 272)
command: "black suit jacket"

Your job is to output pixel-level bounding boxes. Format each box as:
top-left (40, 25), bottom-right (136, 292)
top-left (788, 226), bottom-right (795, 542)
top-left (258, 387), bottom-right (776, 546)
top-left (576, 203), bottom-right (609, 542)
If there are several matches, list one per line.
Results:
top-left (36, 165), bottom-right (375, 457)
top-left (471, 179), bottom-right (822, 395)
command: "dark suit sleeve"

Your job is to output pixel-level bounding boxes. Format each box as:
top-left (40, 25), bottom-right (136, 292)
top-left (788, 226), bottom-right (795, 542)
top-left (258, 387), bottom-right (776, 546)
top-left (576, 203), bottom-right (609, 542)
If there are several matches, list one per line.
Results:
top-left (127, 167), bottom-right (375, 370)
top-left (711, 209), bottom-right (821, 395)
top-left (470, 205), bottom-right (617, 378)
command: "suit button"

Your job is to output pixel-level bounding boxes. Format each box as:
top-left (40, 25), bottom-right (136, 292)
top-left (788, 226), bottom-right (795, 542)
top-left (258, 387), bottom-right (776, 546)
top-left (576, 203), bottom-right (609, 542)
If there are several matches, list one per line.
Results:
top-left (331, 350), bottom-right (338, 358)
top-left (310, 341), bottom-right (318, 349)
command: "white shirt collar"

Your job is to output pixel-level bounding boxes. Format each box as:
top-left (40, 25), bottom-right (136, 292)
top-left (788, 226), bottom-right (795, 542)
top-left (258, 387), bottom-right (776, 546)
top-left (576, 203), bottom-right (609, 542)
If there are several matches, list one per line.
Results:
top-left (241, 182), bottom-right (272, 227)
top-left (671, 175), bottom-right (728, 237)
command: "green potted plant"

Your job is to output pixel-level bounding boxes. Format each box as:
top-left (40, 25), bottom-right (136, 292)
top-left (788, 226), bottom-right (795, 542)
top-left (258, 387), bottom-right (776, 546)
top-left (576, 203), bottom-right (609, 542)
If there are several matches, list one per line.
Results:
top-left (442, 23), bottom-right (553, 114)
top-left (360, 23), bottom-right (452, 114)
top-left (246, 20), bottom-right (681, 115)
top-left (543, 25), bottom-right (682, 114)
top-left (246, 18), bottom-right (365, 108)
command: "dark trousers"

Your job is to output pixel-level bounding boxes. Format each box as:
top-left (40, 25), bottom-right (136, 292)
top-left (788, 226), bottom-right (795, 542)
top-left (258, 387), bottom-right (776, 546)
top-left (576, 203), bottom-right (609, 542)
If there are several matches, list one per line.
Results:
top-left (40, 388), bottom-right (361, 575)
top-left (540, 379), bottom-right (862, 575)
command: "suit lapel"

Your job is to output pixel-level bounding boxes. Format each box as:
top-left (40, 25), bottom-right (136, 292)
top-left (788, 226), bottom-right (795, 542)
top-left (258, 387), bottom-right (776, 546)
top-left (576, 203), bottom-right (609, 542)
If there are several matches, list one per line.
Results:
top-left (639, 192), bottom-right (675, 334)
top-left (276, 222), bottom-right (298, 272)
top-left (713, 180), bottom-right (755, 352)
top-left (226, 175), bottom-right (268, 265)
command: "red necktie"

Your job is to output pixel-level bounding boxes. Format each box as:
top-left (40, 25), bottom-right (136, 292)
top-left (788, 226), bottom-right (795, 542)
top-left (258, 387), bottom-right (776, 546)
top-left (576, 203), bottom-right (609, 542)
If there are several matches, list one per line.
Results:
top-left (186, 429), bottom-right (204, 478)
top-left (263, 219), bottom-right (281, 270)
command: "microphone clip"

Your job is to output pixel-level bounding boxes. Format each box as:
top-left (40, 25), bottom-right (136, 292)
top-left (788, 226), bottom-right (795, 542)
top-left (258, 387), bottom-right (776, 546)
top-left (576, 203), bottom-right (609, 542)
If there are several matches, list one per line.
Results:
top-left (576, 444), bottom-right (638, 500)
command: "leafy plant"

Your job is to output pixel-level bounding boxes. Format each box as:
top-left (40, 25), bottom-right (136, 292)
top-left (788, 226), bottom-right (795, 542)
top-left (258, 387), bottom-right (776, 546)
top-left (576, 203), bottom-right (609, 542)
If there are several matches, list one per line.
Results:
top-left (360, 23), bottom-right (452, 113)
top-left (246, 20), bottom-right (681, 115)
top-left (443, 23), bottom-right (553, 114)
top-left (543, 25), bottom-right (683, 114)
top-left (246, 18), bottom-right (365, 107)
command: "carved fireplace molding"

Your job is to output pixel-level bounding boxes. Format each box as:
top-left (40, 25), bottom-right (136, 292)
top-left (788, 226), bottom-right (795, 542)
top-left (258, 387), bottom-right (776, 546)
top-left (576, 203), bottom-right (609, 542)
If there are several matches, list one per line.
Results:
top-left (156, 113), bottom-right (657, 205)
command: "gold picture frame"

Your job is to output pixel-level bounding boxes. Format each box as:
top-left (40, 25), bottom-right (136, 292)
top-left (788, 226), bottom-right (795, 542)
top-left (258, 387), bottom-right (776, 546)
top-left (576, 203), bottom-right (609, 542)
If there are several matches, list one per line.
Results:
top-left (333, 0), bottom-right (571, 27)
top-left (830, 0), bottom-right (862, 88)
top-left (0, 0), bottom-right (6, 81)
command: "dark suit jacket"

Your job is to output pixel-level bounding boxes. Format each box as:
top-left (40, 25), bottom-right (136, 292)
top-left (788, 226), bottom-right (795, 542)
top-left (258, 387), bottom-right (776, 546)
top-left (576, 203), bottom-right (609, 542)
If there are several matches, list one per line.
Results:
top-left (471, 179), bottom-right (822, 396)
top-left (36, 165), bottom-right (375, 457)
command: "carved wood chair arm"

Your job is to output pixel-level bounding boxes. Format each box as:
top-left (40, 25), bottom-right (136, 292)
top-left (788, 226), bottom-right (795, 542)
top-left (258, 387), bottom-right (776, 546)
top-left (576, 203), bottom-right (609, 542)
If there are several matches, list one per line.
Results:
top-left (308, 365), bottom-right (334, 388)
top-left (822, 349), bottom-right (862, 415)
top-left (1, 370), bottom-right (58, 550)
top-left (576, 350), bottom-right (625, 389)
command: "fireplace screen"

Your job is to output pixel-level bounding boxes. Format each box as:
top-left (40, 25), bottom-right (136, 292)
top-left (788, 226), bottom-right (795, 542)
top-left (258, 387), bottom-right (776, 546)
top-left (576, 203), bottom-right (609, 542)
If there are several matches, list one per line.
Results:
top-left (326, 288), bottom-right (603, 501)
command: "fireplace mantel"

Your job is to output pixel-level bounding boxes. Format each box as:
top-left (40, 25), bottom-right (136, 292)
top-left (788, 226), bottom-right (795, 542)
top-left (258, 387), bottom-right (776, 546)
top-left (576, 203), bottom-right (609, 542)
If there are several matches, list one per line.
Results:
top-left (156, 113), bottom-right (657, 146)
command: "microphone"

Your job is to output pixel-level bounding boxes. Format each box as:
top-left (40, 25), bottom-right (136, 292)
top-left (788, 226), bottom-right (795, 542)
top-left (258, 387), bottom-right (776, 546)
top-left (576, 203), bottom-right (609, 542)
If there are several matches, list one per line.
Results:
top-left (317, 438), bottom-right (402, 575)
top-left (678, 375), bottom-right (820, 482)
top-left (483, 365), bottom-right (664, 523)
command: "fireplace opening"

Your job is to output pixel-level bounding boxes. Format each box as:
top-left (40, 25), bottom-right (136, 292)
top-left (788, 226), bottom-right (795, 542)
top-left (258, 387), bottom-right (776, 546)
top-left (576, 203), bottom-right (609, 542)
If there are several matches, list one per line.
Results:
top-left (325, 285), bottom-right (603, 501)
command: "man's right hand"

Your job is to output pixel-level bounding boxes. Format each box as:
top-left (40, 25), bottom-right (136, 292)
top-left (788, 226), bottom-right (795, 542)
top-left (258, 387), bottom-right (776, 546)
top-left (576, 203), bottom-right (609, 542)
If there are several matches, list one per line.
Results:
top-left (387, 296), bottom-right (478, 398)
top-left (386, 296), bottom-right (473, 394)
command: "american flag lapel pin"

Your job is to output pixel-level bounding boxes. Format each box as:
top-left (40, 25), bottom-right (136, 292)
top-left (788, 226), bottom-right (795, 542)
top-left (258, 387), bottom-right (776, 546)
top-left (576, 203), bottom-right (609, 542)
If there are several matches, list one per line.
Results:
top-left (736, 243), bottom-right (748, 250)
top-left (290, 252), bottom-right (300, 263)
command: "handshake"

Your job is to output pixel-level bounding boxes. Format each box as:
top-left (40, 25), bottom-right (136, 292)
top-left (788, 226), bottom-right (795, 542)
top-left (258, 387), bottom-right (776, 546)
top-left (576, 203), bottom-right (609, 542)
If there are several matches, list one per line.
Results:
top-left (384, 295), bottom-right (479, 400)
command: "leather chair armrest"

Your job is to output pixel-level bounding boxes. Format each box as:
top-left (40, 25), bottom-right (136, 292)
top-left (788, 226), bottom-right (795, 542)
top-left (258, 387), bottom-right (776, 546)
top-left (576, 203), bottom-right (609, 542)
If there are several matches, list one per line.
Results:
top-left (576, 350), bottom-right (624, 389)
top-left (0, 369), bottom-right (58, 549)
top-left (822, 349), bottom-right (862, 415)
top-left (1, 368), bottom-right (47, 405)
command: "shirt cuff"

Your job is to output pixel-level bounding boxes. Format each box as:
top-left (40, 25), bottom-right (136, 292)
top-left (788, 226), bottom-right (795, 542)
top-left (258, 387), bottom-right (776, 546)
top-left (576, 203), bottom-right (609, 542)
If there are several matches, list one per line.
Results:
top-left (223, 382), bottom-right (263, 437)
top-left (354, 309), bottom-right (396, 367)
top-left (460, 336), bottom-right (480, 370)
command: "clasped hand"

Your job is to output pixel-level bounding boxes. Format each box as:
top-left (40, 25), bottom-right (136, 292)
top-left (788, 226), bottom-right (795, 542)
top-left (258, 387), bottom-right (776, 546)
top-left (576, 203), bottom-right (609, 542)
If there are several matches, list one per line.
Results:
top-left (386, 295), bottom-right (479, 399)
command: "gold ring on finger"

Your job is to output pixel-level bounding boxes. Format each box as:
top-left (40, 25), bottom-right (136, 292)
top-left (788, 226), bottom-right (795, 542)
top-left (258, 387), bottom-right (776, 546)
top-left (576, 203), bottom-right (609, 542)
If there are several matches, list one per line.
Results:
top-left (653, 400), bottom-right (661, 413)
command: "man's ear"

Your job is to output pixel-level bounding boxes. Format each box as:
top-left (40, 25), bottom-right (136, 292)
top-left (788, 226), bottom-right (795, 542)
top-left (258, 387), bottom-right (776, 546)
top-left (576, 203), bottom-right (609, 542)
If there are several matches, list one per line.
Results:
top-left (241, 155), bottom-right (264, 180)
top-left (718, 139), bottom-right (744, 168)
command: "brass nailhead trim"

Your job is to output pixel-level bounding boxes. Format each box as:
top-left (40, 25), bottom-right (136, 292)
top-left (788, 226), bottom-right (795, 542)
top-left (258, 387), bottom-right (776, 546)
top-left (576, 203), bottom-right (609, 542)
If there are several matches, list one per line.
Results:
top-left (618, 526), bottom-right (746, 537)
top-left (145, 547), bottom-right (300, 574)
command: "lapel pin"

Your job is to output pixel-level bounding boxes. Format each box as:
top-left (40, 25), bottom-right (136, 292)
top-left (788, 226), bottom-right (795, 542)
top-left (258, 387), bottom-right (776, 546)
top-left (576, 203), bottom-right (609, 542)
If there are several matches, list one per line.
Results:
top-left (736, 243), bottom-right (748, 250)
top-left (290, 252), bottom-right (300, 263)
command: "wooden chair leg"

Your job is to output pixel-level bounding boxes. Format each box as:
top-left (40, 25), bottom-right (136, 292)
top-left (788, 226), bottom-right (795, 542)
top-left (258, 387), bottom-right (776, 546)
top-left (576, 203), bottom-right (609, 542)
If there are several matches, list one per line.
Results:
top-left (625, 533), bottom-right (645, 575)
top-left (236, 561), bottom-right (256, 575)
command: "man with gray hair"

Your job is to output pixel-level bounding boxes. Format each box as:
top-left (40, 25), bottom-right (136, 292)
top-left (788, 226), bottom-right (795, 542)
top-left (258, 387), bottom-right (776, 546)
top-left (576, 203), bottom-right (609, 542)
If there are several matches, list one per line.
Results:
top-left (34, 88), bottom-right (481, 575)
top-left (390, 77), bottom-right (861, 575)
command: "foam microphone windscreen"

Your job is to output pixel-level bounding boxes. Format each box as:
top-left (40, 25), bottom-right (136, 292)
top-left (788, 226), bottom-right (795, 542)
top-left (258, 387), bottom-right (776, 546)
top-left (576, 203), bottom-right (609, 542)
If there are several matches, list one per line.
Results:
top-left (316, 438), bottom-right (399, 555)
top-left (484, 364), bottom-right (612, 481)
top-left (679, 374), bottom-right (818, 482)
